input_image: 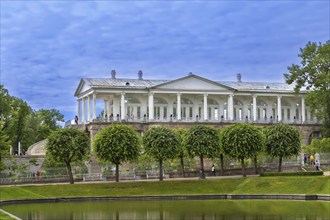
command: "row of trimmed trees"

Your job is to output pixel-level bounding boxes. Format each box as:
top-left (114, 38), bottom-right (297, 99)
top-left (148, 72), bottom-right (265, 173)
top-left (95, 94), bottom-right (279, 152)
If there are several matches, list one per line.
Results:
top-left (46, 123), bottom-right (302, 184)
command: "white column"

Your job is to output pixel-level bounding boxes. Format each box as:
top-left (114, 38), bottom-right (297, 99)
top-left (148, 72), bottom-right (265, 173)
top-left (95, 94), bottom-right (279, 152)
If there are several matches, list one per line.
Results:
top-left (148, 92), bottom-right (154, 120)
top-left (253, 95), bottom-right (257, 121)
top-left (219, 103), bottom-right (224, 121)
top-left (160, 106), bottom-right (164, 120)
top-left (284, 108), bottom-right (288, 122)
top-left (168, 101), bottom-right (174, 118)
top-left (277, 95), bottom-right (282, 122)
top-left (87, 96), bottom-right (91, 122)
top-left (301, 96), bottom-right (306, 123)
top-left (93, 93), bottom-right (96, 120)
top-left (107, 97), bottom-right (111, 121)
top-left (177, 93), bottom-right (181, 120)
top-left (211, 107), bottom-right (214, 120)
top-left (82, 98), bottom-right (85, 123)
top-left (77, 99), bottom-right (81, 123)
top-left (113, 96), bottom-right (120, 120)
top-left (121, 92), bottom-right (125, 121)
top-left (18, 142), bottom-right (21, 155)
top-left (103, 100), bottom-right (107, 120)
top-left (132, 106), bottom-right (136, 119)
top-left (193, 100), bottom-right (198, 119)
top-left (203, 93), bottom-right (208, 121)
top-left (290, 106), bottom-right (294, 122)
top-left (228, 94), bottom-right (234, 120)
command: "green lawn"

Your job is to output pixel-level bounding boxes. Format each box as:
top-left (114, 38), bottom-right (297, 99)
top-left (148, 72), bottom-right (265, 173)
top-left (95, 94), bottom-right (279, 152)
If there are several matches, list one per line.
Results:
top-left (0, 210), bottom-right (15, 220)
top-left (1, 176), bottom-right (329, 201)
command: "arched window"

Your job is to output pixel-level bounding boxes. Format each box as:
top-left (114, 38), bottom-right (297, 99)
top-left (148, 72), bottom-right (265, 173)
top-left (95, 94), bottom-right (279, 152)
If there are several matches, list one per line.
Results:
top-left (174, 97), bottom-right (193, 104)
top-left (234, 99), bottom-right (243, 106)
top-left (154, 97), bottom-right (167, 104)
top-left (257, 100), bottom-right (267, 106)
top-left (208, 98), bottom-right (218, 105)
top-left (125, 97), bottom-right (140, 104)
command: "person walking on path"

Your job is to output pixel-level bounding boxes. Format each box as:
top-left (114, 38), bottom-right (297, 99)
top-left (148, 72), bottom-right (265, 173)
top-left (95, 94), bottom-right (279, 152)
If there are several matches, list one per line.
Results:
top-left (315, 160), bottom-right (320, 171)
top-left (211, 164), bottom-right (215, 176)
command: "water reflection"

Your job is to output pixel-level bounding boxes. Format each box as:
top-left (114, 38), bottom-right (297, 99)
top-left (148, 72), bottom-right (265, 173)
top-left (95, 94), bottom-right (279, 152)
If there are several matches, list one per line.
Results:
top-left (2, 200), bottom-right (329, 220)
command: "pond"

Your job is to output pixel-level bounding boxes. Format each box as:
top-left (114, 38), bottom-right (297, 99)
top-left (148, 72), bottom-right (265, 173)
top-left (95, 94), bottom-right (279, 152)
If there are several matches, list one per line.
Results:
top-left (1, 200), bottom-right (329, 220)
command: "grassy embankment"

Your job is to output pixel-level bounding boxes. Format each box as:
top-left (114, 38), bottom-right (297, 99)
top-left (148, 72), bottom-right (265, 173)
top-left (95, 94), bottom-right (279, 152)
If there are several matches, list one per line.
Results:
top-left (0, 212), bottom-right (14, 220)
top-left (1, 176), bottom-right (329, 201)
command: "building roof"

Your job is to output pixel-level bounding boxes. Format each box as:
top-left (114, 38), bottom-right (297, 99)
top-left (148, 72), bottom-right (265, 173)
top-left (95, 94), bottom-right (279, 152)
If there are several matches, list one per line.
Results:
top-left (75, 74), bottom-right (305, 96)
top-left (219, 81), bottom-right (301, 92)
top-left (85, 78), bottom-right (168, 88)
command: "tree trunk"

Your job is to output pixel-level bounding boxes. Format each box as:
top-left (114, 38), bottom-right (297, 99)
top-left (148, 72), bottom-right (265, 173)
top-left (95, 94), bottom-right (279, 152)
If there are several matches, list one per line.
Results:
top-left (254, 156), bottom-right (258, 174)
top-left (200, 156), bottom-right (204, 170)
top-left (241, 157), bottom-right (246, 177)
top-left (278, 157), bottom-right (282, 172)
top-left (66, 162), bottom-right (74, 184)
top-left (220, 154), bottom-right (224, 176)
top-left (115, 163), bottom-right (119, 182)
top-left (180, 156), bottom-right (185, 177)
top-left (159, 160), bottom-right (163, 181)
top-left (200, 156), bottom-right (205, 179)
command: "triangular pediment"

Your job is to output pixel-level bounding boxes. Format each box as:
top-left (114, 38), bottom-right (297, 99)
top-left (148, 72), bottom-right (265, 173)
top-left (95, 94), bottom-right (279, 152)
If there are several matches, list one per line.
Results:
top-left (74, 79), bottom-right (91, 96)
top-left (152, 74), bottom-right (234, 91)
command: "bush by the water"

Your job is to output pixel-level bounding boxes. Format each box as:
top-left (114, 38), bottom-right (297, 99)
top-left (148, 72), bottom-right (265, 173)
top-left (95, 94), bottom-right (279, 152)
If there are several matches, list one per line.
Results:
top-left (260, 171), bottom-right (323, 177)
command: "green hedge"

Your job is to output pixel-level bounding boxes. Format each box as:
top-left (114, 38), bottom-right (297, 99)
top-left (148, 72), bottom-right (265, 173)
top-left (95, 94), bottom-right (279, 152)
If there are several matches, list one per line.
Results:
top-left (260, 171), bottom-right (323, 177)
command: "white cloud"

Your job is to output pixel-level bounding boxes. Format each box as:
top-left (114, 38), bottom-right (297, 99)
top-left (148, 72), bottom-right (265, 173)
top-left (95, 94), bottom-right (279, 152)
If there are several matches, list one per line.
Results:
top-left (1, 1), bottom-right (329, 120)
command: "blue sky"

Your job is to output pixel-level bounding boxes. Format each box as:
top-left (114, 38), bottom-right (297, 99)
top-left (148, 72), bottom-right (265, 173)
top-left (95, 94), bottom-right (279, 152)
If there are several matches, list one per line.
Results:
top-left (1, 1), bottom-right (329, 122)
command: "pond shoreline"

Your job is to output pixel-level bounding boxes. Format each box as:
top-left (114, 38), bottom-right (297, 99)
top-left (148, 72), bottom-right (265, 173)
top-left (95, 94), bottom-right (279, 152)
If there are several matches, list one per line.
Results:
top-left (1, 194), bottom-right (329, 206)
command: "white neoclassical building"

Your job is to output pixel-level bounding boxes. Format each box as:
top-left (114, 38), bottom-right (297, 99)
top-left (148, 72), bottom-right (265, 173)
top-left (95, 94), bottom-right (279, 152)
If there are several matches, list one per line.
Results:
top-left (74, 71), bottom-right (318, 125)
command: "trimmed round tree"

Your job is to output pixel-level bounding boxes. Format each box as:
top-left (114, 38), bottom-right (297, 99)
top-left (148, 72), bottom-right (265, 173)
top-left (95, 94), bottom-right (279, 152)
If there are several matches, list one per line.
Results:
top-left (217, 128), bottom-right (225, 176)
top-left (185, 125), bottom-right (219, 178)
top-left (173, 128), bottom-right (188, 177)
top-left (264, 124), bottom-right (301, 172)
top-left (221, 123), bottom-right (264, 177)
top-left (143, 127), bottom-right (180, 181)
top-left (93, 124), bottom-right (141, 182)
top-left (47, 127), bottom-right (89, 184)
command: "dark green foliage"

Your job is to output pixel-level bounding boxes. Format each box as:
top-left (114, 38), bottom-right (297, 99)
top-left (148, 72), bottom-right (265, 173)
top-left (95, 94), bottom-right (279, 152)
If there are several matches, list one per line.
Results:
top-left (93, 124), bottom-right (141, 182)
top-left (47, 128), bottom-right (89, 184)
top-left (264, 124), bottom-right (301, 172)
top-left (284, 41), bottom-right (330, 137)
top-left (185, 125), bottom-right (219, 178)
top-left (173, 128), bottom-right (188, 177)
top-left (261, 171), bottom-right (323, 177)
top-left (309, 138), bottom-right (330, 153)
top-left (221, 123), bottom-right (264, 177)
top-left (0, 121), bottom-right (11, 172)
top-left (143, 127), bottom-right (180, 181)
top-left (1, 85), bottom-right (64, 153)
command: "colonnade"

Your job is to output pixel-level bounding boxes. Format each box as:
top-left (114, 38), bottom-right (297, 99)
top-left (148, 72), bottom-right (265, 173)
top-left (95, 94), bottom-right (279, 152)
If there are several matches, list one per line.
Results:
top-left (77, 92), bottom-right (310, 124)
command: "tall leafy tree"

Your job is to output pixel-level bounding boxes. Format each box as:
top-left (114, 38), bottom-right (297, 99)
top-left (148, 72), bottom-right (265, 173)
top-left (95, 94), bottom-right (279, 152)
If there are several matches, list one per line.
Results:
top-left (143, 127), bottom-right (180, 181)
top-left (1, 85), bottom-right (65, 153)
top-left (217, 129), bottom-right (225, 176)
top-left (93, 124), bottom-right (141, 182)
top-left (264, 124), bottom-right (301, 172)
top-left (9, 98), bottom-right (31, 153)
top-left (23, 109), bottom-right (64, 148)
top-left (173, 128), bottom-right (188, 177)
top-left (309, 138), bottom-right (330, 153)
top-left (0, 85), bottom-right (13, 129)
top-left (0, 121), bottom-right (11, 172)
top-left (284, 41), bottom-right (330, 137)
top-left (47, 128), bottom-right (89, 184)
top-left (221, 124), bottom-right (264, 177)
top-left (185, 125), bottom-right (219, 178)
